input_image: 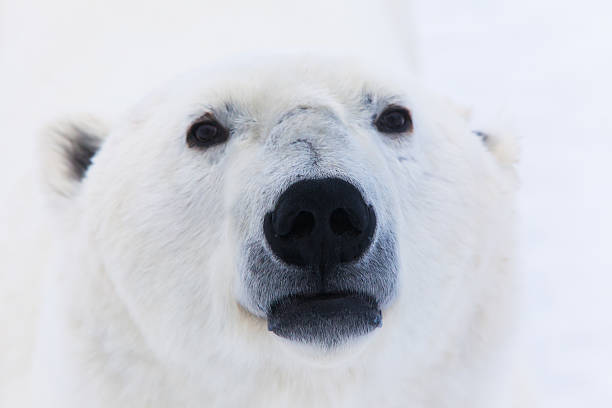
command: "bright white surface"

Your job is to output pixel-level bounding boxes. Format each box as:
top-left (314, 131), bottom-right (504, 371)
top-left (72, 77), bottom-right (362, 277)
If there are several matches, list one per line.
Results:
top-left (0, 0), bottom-right (610, 406)
top-left (413, 2), bottom-right (612, 406)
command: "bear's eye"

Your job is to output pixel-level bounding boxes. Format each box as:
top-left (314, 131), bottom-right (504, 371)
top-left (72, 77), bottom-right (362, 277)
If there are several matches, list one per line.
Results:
top-left (186, 115), bottom-right (229, 148)
top-left (374, 106), bottom-right (413, 134)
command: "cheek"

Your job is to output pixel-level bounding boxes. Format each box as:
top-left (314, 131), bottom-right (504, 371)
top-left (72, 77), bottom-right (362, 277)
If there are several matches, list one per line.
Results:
top-left (88, 165), bottom-right (234, 346)
top-left (391, 153), bottom-right (488, 307)
top-left (223, 144), bottom-right (276, 237)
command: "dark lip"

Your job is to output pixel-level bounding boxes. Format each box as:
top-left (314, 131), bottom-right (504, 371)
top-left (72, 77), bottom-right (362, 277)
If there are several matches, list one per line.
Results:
top-left (267, 292), bottom-right (382, 348)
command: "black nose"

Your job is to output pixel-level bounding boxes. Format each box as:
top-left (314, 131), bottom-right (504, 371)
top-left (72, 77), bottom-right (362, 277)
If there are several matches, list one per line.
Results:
top-left (264, 178), bottom-right (376, 269)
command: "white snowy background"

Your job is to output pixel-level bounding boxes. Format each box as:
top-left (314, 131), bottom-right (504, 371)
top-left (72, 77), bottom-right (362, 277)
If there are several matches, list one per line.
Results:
top-left (1, 0), bottom-right (610, 406)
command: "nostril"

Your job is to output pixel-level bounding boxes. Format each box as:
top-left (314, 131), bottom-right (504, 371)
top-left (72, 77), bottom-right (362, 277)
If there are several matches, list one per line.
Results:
top-left (264, 178), bottom-right (376, 268)
top-left (281, 211), bottom-right (315, 239)
top-left (330, 208), bottom-right (361, 237)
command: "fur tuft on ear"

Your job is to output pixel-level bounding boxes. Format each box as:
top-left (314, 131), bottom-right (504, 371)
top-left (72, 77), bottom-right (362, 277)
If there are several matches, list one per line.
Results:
top-left (443, 97), bottom-right (520, 168)
top-left (473, 126), bottom-right (519, 168)
top-left (38, 116), bottom-right (108, 200)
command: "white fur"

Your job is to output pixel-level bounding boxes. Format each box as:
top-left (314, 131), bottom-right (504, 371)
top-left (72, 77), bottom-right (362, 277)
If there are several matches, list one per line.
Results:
top-left (0, 56), bottom-right (520, 407)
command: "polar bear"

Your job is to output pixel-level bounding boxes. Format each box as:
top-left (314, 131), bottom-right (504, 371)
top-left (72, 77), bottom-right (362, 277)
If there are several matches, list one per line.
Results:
top-left (8, 57), bottom-right (518, 407)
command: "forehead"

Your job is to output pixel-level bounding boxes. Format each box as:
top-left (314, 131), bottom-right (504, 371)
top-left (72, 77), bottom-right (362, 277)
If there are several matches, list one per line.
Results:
top-left (123, 58), bottom-right (422, 139)
top-left (169, 59), bottom-right (409, 118)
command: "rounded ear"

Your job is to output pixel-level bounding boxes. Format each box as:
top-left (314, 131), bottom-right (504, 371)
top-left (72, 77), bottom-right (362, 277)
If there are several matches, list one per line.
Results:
top-left (38, 115), bottom-right (108, 203)
top-left (473, 126), bottom-right (520, 168)
top-left (440, 96), bottom-right (520, 169)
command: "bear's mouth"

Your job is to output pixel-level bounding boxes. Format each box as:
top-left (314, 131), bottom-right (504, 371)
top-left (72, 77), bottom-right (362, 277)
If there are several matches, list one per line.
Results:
top-left (267, 292), bottom-right (382, 348)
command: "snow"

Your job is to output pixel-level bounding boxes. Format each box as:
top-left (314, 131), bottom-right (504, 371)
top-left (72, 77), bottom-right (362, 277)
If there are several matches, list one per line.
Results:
top-left (1, 0), bottom-right (610, 406)
top-left (413, 2), bottom-right (612, 406)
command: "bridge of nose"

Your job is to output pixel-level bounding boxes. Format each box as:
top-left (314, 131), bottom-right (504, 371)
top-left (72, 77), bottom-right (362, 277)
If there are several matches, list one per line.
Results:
top-left (267, 106), bottom-right (348, 153)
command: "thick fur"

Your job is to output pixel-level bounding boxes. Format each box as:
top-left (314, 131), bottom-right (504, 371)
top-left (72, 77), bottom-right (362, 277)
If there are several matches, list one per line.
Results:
top-left (10, 57), bottom-right (517, 408)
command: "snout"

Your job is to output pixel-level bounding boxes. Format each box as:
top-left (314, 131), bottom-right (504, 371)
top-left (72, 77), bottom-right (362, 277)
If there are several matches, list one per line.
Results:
top-left (263, 178), bottom-right (376, 270)
top-left (262, 178), bottom-right (384, 348)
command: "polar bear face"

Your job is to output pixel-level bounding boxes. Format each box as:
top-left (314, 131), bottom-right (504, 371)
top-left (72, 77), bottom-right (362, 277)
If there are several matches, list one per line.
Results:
top-left (44, 58), bottom-right (516, 372)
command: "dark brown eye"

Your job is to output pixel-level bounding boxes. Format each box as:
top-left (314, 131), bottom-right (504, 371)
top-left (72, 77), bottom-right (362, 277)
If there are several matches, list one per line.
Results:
top-left (186, 115), bottom-right (229, 148)
top-left (375, 106), bottom-right (413, 134)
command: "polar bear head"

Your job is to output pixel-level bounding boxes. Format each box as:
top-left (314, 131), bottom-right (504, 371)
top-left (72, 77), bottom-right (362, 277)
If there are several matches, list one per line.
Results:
top-left (41, 57), bottom-right (517, 373)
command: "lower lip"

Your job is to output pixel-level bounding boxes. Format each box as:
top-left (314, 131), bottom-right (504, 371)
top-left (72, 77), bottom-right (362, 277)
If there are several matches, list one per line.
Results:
top-left (267, 293), bottom-right (382, 347)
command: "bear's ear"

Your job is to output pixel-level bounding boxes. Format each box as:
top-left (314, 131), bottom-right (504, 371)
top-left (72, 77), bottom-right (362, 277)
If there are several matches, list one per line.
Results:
top-left (473, 127), bottom-right (519, 168)
top-left (38, 115), bottom-right (108, 201)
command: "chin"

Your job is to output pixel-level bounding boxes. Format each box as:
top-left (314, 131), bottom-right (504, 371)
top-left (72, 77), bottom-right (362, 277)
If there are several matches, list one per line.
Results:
top-left (269, 320), bottom-right (382, 368)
